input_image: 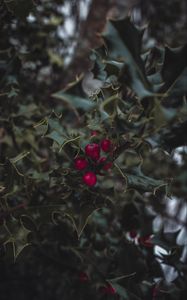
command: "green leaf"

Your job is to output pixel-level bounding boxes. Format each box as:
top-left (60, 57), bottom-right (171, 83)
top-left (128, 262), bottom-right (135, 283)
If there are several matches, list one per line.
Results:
top-left (51, 91), bottom-right (96, 111)
top-left (27, 170), bottom-right (51, 182)
top-left (108, 283), bottom-right (129, 299)
top-left (13, 103), bottom-right (38, 118)
top-left (102, 18), bottom-right (152, 99)
top-left (45, 130), bottom-right (65, 146)
top-left (48, 50), bottom-right (64, 66)
top-left (0, 161), bottom-right (15, 196)
top-left (20, 215), bottom-right (37, 231)
top-left (166, 67), bottom-right (187, 96)
top-left (66, 205), bottom-right (103, 238)
top-left (8, 87), bottom-right (19, 98)
top-left (147, 72), bottom-right (164, 92)
top-left (125, 167), bottom-right (165, 192)
top-left (3, 242), bottom-right (15, 263)
top-left (3, 217), bottom-right (31, 261)
top-left (63, 194), bottom-right (111, 239)
top-left (9, 151), bottom-right (30, 164)
top-left (90, 51), bottom-right (107, 81)
top-left (161, 44), bottom-right (187, 93)
top-left (47, 118), bottom-right (64, 133)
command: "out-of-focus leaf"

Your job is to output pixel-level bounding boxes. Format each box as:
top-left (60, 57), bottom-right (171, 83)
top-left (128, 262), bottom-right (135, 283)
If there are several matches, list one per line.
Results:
top-left (45, 131), bottom-right (65, 146)
top-left (4, 0), bottom-right (35, 20)
top-left (3, 242), bottom-right (15, 263)
top-left (167, 67), bottom-right (187, 96)
top-left (82, 71), bottom-right (104, 96)
top-left (48, 50), bottom-right (64, 66)
top-left (27, 170), bottom-right (51, 182)
top-left (12, 103), bottom-right (38, 118)
top-left (7, 87), bottom-right (19, 98)
top-left (9, 151), bottom-right (30, 164)
top-left (109, 283), bottom-right (128, 299)
top-left (0, 161), bottom-right (15, 195)
top-left (90, 51), bottom-right (107, 81)
top-left (20, 215), bottom-right (37, 231)
top-left (52, 91), bottom-right (96, 111)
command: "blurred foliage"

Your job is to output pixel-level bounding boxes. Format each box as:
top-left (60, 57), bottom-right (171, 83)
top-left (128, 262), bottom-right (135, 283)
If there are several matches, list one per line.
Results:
top-left (0, 0), bottom-right (187, 299)
top-left (138, 0), bottom-right (187, 46)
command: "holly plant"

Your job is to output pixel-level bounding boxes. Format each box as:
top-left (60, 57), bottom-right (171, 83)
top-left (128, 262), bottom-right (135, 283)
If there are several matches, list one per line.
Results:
top-left (0, 1), bottom-right (187, 299)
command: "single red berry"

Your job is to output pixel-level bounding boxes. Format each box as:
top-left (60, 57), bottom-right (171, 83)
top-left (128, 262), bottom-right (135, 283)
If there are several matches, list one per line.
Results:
top-left (74, 157), bottom-right (88, 170)
top-left (99, 157), bottom-right (112, 171)
top-left (138, 235), bottom-right (153, 247)
top-left (83, 171), bottom-right (97, 186)
top-left (100, 284), bottom-right (116, 295)
top-left (101, 139), bottom-right (112, 152)
top-left (152, 285), bottom-right (159, 298)
top-left (91, 130), bottom-right (99, 137)
top-left (129, 230), bottom-right (137, 239)
top-left (85, 143), bottom-right (100, 160)
top-left (103, 162), bottom-right (113, 171)
top-left (107, 285), bottom-right (116, 295)
top-left (78, 272), bottom-right (89, 282)
top-left (99, 156), bottom-right (107, 164)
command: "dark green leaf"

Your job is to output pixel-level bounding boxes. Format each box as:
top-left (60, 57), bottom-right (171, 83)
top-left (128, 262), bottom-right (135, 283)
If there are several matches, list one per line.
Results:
top-left (52, 91), bottom-right (96, 111)
top-left (161, 44), bottom-right (187, 93)
top-left (103, 18), bottom-right (152, 99)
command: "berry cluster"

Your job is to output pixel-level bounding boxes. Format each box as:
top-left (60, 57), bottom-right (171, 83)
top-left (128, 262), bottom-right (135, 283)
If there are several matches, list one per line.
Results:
top-left (74, 138), bottom-right (113, 187)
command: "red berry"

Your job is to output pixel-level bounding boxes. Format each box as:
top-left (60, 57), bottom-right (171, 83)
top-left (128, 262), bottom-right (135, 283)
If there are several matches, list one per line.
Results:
top-left (103, 162), bottom-right (113, 171)
top-left (101, 139), bottom-right (112, 152)
top-left (152, 286), bottom-right (159, 298)
top-left (91, 130), bottom-right (99, 137)
top-left (138, 235), bottom-right (153, 247)
top-left (74, 157), bottom-right (88, 170)
top-left (85, 143), bottom-right (100, 160)
top-left (100, 284), bottom-right (116, 295)
top-left (99, 156), bottom-right (107, 164)
top-left (78, 272), bottom-right (89, 282)
top-left (107, 285), bottom-right (116, 295)
top-left (129, 230), bottom-right (137, 239)
top-left (83, 171), bottom-right (97, 186)
top-left (99, 157), bottom-right (112, 171)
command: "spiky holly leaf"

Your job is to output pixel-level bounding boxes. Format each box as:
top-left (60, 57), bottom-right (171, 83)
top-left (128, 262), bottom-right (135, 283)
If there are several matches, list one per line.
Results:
top-left (102, 18), bottom-right (153, 99)
top-left (118, 165), bottom-right (165, 192)
top-left (160, 44), bottom-right (187, 93)
top-left (2, 217), bottom-right (31, 261)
